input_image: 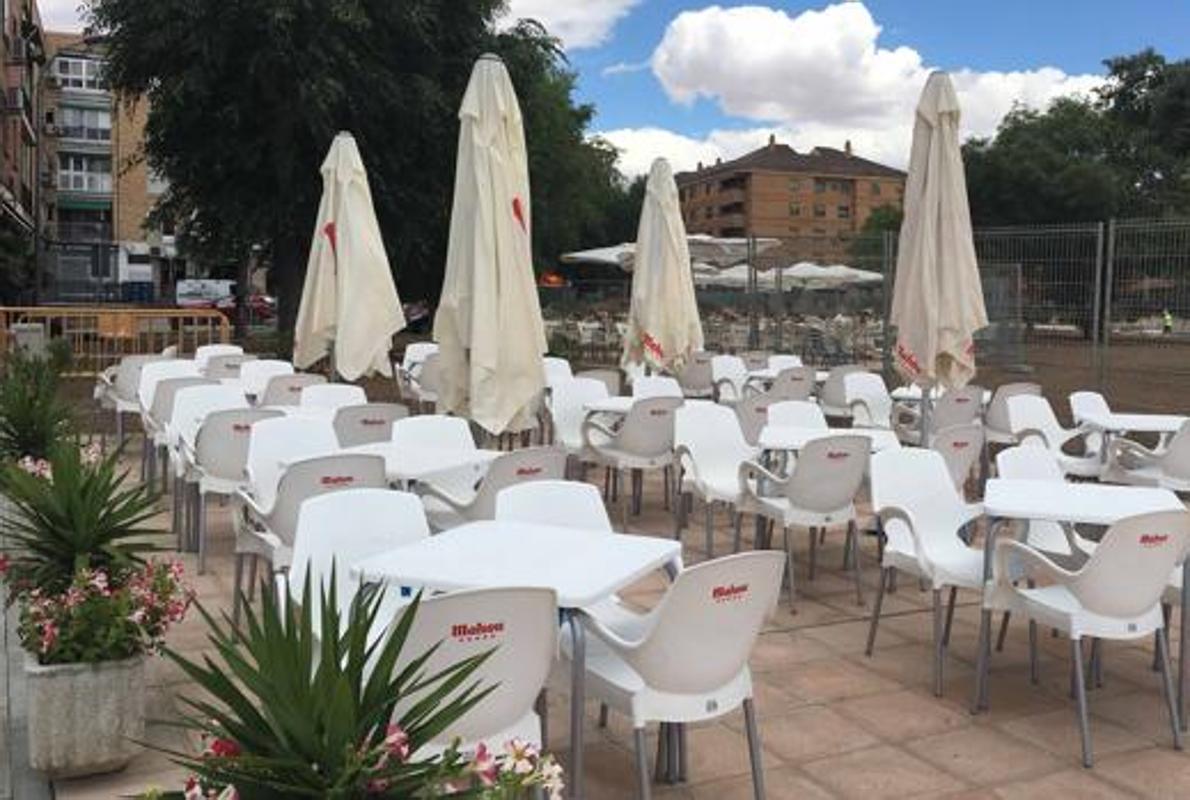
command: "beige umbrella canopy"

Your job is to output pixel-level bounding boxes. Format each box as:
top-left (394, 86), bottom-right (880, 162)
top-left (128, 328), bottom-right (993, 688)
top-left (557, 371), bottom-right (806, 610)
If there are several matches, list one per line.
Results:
top-left (434, 54), bottom-right (547, 435)
top-left (890, 72), bottom-right (987, 388)
top-left (293, 132), bottom-right (406, 380)
top-left (621, 157), bottom-right (704, 373)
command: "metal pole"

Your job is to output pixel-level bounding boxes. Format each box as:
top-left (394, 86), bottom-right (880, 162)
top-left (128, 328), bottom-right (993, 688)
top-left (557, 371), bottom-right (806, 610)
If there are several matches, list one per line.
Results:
top-left (1101, 218), bottom-right (1117, 388)
top-left (881, 230), bottom-right (894, 383)
top-left (1090, 221), bottom-right (1105, 389)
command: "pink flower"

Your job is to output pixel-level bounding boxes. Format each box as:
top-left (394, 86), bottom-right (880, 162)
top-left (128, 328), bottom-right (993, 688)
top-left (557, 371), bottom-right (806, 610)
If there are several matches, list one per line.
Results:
top-left (0, 553), bottom-right (7, 575)
top-left (382, 724), bottom-right (410, 763)
top-left (542, 759), bottom-right (565, 799)
top-left (503, 738), bottom-right (538, 775)
top-left (80, 442), bottom-right (102, 466)
top-left (128, 608), bottom-right (147, 625)
top-left (183, 776), bottom-right (203, 800)
top-left (204, 737), bottom-right (241, 759)
top-left (89, 570), bottom-right (109, 594)
top-left (39, 621), bottom-right (57, 654)
top-left (472, 742), bottom-right (498, 786)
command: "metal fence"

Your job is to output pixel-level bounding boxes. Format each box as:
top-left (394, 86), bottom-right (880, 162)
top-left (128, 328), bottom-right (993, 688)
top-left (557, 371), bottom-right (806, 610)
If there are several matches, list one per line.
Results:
top-left (541, 217), bottom-right (1190, 413)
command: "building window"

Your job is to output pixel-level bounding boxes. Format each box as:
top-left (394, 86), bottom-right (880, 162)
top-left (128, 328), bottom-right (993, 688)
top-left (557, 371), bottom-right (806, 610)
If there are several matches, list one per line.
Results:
top-left (58, 153), bottom-right (112, 193)
top-left (788, 178), bottom-right (800, 192)
top-left (704, 207), bottom-right (713, 219)
top-left (813, 204), bottom-right (826, 218)
top-left (59, 106), bottom-right (111, 141)
top-left (788, 203), bottom-right (800, 217)
top-left (54, 57), bottom-right (106, 91)
top-left (837, 204), bottom-right (851, 219)
top-left (814, 178), bottom-right (826, 193)
top-left (871, 182), bottom-right (881, 195)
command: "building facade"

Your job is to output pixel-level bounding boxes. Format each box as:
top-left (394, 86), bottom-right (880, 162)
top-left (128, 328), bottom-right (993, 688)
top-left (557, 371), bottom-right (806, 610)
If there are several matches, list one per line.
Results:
top-left (41, 30), bottom-right (176, 301)
top-left (0, 0), bottom-right (43, 251)
top-left (675, 136), bottom-right (905, 261)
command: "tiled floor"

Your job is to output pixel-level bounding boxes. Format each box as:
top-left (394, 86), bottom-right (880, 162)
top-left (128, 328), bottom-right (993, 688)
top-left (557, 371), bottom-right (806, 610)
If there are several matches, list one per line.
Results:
top-left (52, 468), bottom-right (1190, 799)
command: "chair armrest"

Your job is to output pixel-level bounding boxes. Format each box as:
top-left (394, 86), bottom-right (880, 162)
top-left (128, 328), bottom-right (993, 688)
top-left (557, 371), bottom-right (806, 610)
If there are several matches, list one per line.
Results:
top-left (235, 487), bottom-right (269, 519)
top-left (713, 377), bottom-right (739, 402)
top-left (738, 459), bottom-right (788, 500)
top-left (1013, 426), bottom-right (1052, 448)
top-left (959, 502), bottom-right (984, 528)
top-left (849, 398), bottom-right (878, 428)
top-left (581, 416), bottom-right (618, 451)
top-left (673, 444), bottom-right (700, 485)
top-left (1108, 437), bottom-right (1159, 470)
top-left (576, 607), bottom-right (646, 652)
top-left (415, 481), bottom-right (472, 512)
top-left (993, 539), bottom-right (1077, 586)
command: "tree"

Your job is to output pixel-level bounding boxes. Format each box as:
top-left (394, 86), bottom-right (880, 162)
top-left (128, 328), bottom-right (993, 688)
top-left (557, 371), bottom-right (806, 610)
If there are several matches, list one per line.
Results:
top-left (847, 203), bottom-right (901, 264)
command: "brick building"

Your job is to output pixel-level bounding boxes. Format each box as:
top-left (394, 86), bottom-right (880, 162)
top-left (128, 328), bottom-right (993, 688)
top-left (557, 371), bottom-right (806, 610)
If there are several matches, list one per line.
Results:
top-left (0, 0), bottom-right (44, 251)
top-left (675, 135), bottom-right (905, 261)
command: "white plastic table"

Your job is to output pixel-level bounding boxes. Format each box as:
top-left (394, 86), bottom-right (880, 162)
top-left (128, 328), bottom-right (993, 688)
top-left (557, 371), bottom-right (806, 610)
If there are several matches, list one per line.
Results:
top-left (759, 425), bottom-right (901, 453)
top-left (891, 385), bottom-right (992, 404)
top-left (1077, 411), bottom-right (1187, 435)
top-left (746, 368), bottom-right (830, 383)
top-left (974, 479), bottom-right (1187, 714)
top-left (353, 521), bottom-right (682, 798)
top-left (343, 442), bottom-right (500, 486)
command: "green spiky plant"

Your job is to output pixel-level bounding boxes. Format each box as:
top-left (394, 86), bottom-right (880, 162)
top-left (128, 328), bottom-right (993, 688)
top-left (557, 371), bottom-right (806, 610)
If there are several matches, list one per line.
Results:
top-left (1, 442), bottom-right (162, 598)
top-left (0, 348), bottom-right (72, 462)
top-left (149, 570), bottom-right (501, 798)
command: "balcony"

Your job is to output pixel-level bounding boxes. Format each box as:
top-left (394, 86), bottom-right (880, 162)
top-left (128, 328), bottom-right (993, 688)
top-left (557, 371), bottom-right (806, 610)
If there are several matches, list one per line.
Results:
top-left (58, 125), bottom-right (112, 143)
top-left (54, 222), bottom-right (114, 243)
top-left (717, 211), bottom-right (746, 228)
top-left (716, 187), bottom-right (746, 205)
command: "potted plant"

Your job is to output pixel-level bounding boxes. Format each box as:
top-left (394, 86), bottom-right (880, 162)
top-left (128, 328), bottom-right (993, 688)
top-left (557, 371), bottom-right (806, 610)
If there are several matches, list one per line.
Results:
top-left (0, 348), bottom-right (72, 522)
top-left (1, 441), bottom-right (179, 777)
top-left (140, 573), bottom-right (563, 799)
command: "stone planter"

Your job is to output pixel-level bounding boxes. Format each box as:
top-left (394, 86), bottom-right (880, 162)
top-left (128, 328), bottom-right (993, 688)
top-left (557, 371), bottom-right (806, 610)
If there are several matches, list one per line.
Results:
top-left (26, 654), bottom-right (146, 777)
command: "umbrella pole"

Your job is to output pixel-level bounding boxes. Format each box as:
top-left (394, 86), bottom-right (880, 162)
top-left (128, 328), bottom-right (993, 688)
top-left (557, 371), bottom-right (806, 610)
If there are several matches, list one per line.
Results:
top-left (328, 340), bottom-right (337, 381)
top-left (920, 380), bottom-right (934, 445)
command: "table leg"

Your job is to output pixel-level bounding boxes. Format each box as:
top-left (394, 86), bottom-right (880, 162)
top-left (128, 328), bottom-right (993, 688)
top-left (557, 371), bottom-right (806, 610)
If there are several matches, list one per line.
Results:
top-left (1180, 560), bottom-right (1188, 731)
top-left (567, 609), bottom-right (586, 798)
top-left (971, 518), bottom-right (1002, 714)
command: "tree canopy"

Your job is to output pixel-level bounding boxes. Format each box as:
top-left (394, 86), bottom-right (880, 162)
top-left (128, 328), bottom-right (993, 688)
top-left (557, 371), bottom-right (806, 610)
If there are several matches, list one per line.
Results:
top-left (86, 0), bottom-right (641, 326)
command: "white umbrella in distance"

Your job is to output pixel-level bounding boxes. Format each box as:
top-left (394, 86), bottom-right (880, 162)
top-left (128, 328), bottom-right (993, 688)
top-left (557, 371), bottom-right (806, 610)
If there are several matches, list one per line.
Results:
top-left (434, 54), bottom-right (546, 435)
top-left (293, 132), bottom-right (405, 380)
top-left (891, 71), bottom-right (987, 389)
top-left (622, 157), bottom-right (704, 372)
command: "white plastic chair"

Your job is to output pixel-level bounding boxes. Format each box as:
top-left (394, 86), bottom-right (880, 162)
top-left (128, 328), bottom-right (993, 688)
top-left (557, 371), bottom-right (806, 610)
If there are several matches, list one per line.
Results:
top-left (418, 447), bottom-right (567, 531)
top-left (104, 352), bottom-right (174, 442)
top-left (243, 416), bottom-right (343, 514)
top-left (137, 359), bottom-right (202, 412)
top-left (674, 403), bottom-right (759, 558)
top-left (711, 355), bottom-right (748, 404)
top-left (238, 359), bottom-right (294, 399)
top-left (844, 371), bottom-right (893, 429)
top-left (575, 367), bottom-right (622, 398)
top-left (676, 352), bottom-right (714, 399)
top-left (1104, 420), bottom-right (1190, 493)
top-left (818, 364), bottom-right (863, 418)
top-left (401, 341), bottom-right (439, 375)
top-left (299, 383), bottom-right (368, 412)
top-left (391, 415), bottom-right (482, 497)
top-left (632, 375), bottom-right (682, 399)
top-left (985, 382), bottom-right (1041, 445)
top-left (394, 587), bottom-right (558, 753)
top-left (995, 445), bottom-right (1096, 557)
top-left (741, 435), bottom-right (869, 610)
top-left (583, 397), bottom-right (682, 520)
top-left (767, 366), bottom-right (815, 401)
top-left (259, 372), bottom-right (328, 407)
top-left (555, 551), bottom-right (784, 799)
top-left (733, 390), bottom-right (780, 447)
top-left (194, 344), bottom-right (243, 372)
top-left (332, 402), bottom-right (409, 448)
top-left (982, 510), bottom-right (1190, 767)
top-left (931, 422), bottom-right (985, 493)
top-left (766, 400), bottom-right (828, 430)
top-left (1069, 390), bottom-right (1111, 426)
top-left (548, 377), bottom-right (608, 457)
top-left (867, 448), bottom-right (985, 695)
top-left (1007, 394), bottom-right (1101, 478)
top-left (767, 354), bottom-right (803, 371)
top-left (398, 352), bottom-right (441, 411)
top-left (543, 356), bottom-right (574, 388)
top-left (897, 384), bottom-right (985, 446)
top-left (204, 352), bottom-right (257, 380)
top-left (495, 480), bottom-right (612, 531)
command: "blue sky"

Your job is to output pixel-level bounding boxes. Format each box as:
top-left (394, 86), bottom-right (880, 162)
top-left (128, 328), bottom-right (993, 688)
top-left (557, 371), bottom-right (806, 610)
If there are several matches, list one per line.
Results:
top-left (41, 0), bottom-right (1190, 175)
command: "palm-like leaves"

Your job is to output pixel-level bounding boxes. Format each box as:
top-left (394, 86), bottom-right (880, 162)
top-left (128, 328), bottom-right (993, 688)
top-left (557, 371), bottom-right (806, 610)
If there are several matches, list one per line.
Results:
top-left (158, 569), bottom-right (495, 798)
top-left (1, 444), bottom-right (162, 594)
top-left (0, 351), bottom-right (71, 461)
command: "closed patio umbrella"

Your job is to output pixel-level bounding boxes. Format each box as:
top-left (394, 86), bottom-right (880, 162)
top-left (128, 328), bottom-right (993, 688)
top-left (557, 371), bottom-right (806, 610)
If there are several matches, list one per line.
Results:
top-left (293, 132), bottom-right (405, 380)
top-left (890, 72), bottom-right (987, 389)
top-left (434, 54), bottom-right (546, 435)
top-left (622, 157), bottom-right (704, 373)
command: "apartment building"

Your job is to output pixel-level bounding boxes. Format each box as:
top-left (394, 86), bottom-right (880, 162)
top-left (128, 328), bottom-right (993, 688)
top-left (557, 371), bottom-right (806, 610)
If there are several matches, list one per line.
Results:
top-left (41, 30), bottom-right (175, 301)
top-left (0, 0), bottom-right (43, 246)
top-left (675, 135), bottom-right (905, 261)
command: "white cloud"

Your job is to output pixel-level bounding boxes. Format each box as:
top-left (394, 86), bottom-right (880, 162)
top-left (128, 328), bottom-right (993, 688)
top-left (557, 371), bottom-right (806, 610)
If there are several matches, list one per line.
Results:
top-left (602, 60), bottom-right (650, 77)
top-left (501, 0), bottom-right (642, 49)
top-left (604, 2), bottom-right (1102, 175)
top-left (39, 0), bottom-right (85, 31)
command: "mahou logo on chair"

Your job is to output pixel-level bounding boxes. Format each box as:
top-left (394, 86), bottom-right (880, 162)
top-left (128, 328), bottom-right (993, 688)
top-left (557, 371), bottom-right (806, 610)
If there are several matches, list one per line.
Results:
top-left (360, 418), bottom-right (386, 426)
top-left (1140, 533), bottom-right (1170, 547)
top-left (826, 451), bottom-right (850, 460)
top-left (712, 584), bottom-right (749, 603)
top-left (515, 466), bottom-right (543, 477)
top-left (319, 475), bottom-right (355, 487)
top-left (451, 621), bottom-right (505, 642)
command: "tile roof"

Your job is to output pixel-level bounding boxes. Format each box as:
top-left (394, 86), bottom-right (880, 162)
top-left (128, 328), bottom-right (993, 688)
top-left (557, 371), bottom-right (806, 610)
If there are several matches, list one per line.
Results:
top-left (674, 142), bottom-right (905, 184)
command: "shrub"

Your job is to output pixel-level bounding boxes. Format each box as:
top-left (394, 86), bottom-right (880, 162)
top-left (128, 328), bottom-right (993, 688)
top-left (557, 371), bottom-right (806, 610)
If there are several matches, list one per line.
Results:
top-left (0, 349), bottom-right (72, 461)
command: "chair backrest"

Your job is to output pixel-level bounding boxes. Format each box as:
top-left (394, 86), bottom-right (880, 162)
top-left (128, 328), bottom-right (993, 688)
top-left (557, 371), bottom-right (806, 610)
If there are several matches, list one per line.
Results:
top-left (768, 366), bottom-right (815, 401)
top-left (542, 356), bottom-right (573, 388)
top-left (204, 352), bottom-right (258, 380)
top-left (114, 354), bottom-right (171, 403)
top-left (194, 408), bottom-right (284, 483)
top-left (149, 376), bottom-right (216, 429)
top-left (402, 341), bottom-right (439, 372)
top-left (333, 402), bottom-right (410, 448)
top-left (391, 414), bottom-right (475, 451)
top-left (417, 353), bottom-right (442, 395)
top-left (289, 489), bottom-right (430, 623)
top-left (871, 447), bottom-right (972, 564)
top-left (844, 371), bottom-right (892, 428)
top-left (391, 587), bottom-right (558, 746)
top-left (245, 416), bottom-right (341, 510)
top-left (300, 383), bottom-right (368, 411)
top-left (996, 444), bottom-right (1064, 482)
top-left (194, 344), bottom-right (243, 371)
top-left (267, 454), bottom-right (388, 546)
top-left (1071, 511), bottom-right (1190, 618)
top-left (786, 435), bottom-right (870, 513)
top-left (932, 385), bottom-right (984, 430)
top-left (626, 552), bottom-right (784, 693)
top-left (549, 377), bottom-right (608, 449)
top-left (733, 391), bottom-right (778, 446)
top-left (239, 359), bottom-right (294, 397)
top-left (171, 385), bottom-right (252, 451)
top-left (768, 354), bottom-right (803, 371)
top-left (766, 400), bottom-right (827, 430)
top-left (575, 368), bottom-right (623, 397)
top-left (931, 422), bottom-right (985, 490)
top-left (259, 373), bottom-right (328, 407)
top-left (138, 360), bottom-right (202, 410)
top-left (740, 351), bottom-right (769, 370)
top-left (461, 448), bottom-right (567, 521)
top-left (676, 353), bottom-right (713, 396)
top-left (1006, 394), bottom-right (1063, 448)
top-left (711, 355), bottom-right (748, 401)
top-left (676, 402), bottom-right (754, 471)
top-left (632, 375), bottom-right (683, 399)
top-left (819, 364), bottom-right (863, 412)
top-left (614, 397), bottom-right (683, 458)
top-left (985, 382), bottom-right (1041, 433)
top-left (494, 480), bottom-right (612, 530)
top-left (1069, 390), bottom-right (1111, 425)
top-left (1161, 421), bottom-right (1190, 480)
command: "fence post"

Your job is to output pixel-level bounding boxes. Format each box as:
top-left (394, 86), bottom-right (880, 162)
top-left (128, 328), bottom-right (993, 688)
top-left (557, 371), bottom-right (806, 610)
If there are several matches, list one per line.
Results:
top-left (1101, 219), bottom-right (1117, 393)
top-left (1091, 221), bottom-right (1105, 389)
top-left (881, 229), bottom-right (894, 382)
top-left (747, 235), bottom-right (759, 349)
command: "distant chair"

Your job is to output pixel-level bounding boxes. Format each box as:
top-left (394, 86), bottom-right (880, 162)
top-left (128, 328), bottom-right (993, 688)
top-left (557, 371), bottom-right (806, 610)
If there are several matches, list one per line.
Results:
top-left (1006, 394), bottom-right (1101, 479)
top-left (844, 372), bottom-right (893, 429)
top-left (676, 351), bottom-right (714, 399)
top-left (632, 375), bottom-right (683, 399)
top-left (300, 383), bottom-right (367, 412)
top-left (418, 447), bottom-right (567, 531)
top-left (584, 397), bottom-right (682, 519)
top-left (204, 352), bottom-right (258, 380)
top-left (984, 382), bottom-right (1041, 446)
top-left (259, 373), bottom-right (328, 407)
top-left (931, 422), bottom-right (985, 493)
top-left (1103, 420), bottom-right (1190, 493)
top-left (768, 366), bottom-right (815, 401)
top-left (332, 402), bottom-right (409, 448)
top-left (495, 480), bottom-right (611, 531)
top-left (818, 364), bottom-right (863, 418)
top-left (575, 368), bottom-right (622, 398)
top-left (711, 354), bottom-right (748, 404)
top-left (239, 359), bottom-right (294, 399)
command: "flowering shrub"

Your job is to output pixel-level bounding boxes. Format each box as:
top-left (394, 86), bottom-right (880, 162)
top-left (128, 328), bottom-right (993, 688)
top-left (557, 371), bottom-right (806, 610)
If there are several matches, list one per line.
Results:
top-left (16, 560), bottom-right (191, 665)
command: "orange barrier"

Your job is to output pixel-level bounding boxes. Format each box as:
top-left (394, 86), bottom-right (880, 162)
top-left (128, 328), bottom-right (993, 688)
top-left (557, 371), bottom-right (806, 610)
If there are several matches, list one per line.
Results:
top-left (0, 306), bottom-right (231, 375)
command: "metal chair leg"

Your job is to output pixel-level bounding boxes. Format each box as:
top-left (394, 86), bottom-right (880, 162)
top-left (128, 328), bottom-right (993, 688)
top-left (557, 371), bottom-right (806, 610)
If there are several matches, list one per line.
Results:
top-left (996, 610), bottom-right (1012, 652)
top-left (247, 556), bottom-right (259, 602)
top-left (598, 703), bottom-right (609, 728)
top-left (932, 588), bottom-right (944, 697)
top-left (743, 698), bottom-right (766, 800)
top-left (942, 586), bottom-right (957, 647)
top-left (704, 501), bottom-right (714, 558)
top-left (848, 520), bottom-right (863, 606)
top-left (732, 511), bottom-right (742, 553)
top-left (1029, 619), bottom-right (1039, 684)
top-left (1071, 638), bottom-right (1094, 768)
top-left (783, 527), bottom-right (796, 612)
top-left (808, 525), bottom-right (818, 581)
top-left (866, 567), bottom-right (890, 657)
top-left (535, 690), bottom-right (549, 751)
top-left (196, 489), bottom-right (208, 575)
top-left (634, 727), bottom-right (651, 800)
top-left (1157, 627), bottom-right (1184, 751)
top-left (232, 553), bottom-right (245, 624)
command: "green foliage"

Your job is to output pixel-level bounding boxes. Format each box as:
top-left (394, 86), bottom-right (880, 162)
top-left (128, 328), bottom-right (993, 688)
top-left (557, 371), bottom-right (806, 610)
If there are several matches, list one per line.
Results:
top-left (848, 204), bottom-right (902, 263)
top-left (0, 225), bottom-right (34, 303)
top-left (0, 349), bottom-right (72, 462)
top-left (1, 443), bottom-right (162, 597)
top-left (155, 572), bottom-right (495, 798)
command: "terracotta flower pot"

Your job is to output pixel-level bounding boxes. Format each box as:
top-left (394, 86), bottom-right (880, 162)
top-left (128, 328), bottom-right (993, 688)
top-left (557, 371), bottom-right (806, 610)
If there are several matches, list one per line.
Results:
top-left (25, 654), bottom-right (145, 777)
